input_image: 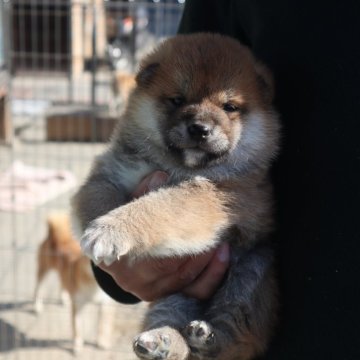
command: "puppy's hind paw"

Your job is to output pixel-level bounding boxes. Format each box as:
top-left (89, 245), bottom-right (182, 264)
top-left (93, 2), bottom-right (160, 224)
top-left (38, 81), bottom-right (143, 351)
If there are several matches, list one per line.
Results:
top-left (133, 327), bottom-right (189, 360)
top-left (133, 331), bottom-right (171, 360)
top-left (81, 215), bottom-right (131, 265)
top-left (184, 320), bottom-right (215, 350)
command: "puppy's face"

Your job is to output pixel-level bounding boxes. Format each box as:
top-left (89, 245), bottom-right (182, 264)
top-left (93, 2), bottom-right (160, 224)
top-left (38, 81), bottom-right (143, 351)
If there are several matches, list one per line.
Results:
top-left (129, 34), bottom-right (278, 170)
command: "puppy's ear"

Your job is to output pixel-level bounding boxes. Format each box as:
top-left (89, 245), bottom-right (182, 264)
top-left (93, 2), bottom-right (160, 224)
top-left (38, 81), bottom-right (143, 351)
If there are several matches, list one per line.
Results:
top-left (255, 62), bottom-right (274, 104)
top-left (136, 63), bottom-right (160, 87)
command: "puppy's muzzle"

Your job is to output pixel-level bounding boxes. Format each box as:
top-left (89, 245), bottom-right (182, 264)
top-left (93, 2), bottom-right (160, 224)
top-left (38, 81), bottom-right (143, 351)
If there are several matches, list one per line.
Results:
top-left (187, 123), bottom-right (212, 142)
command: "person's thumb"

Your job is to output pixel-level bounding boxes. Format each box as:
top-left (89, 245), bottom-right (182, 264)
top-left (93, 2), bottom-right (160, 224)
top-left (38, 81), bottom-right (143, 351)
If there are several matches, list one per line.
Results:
top-left (132, 171), bottom-right (169, 198)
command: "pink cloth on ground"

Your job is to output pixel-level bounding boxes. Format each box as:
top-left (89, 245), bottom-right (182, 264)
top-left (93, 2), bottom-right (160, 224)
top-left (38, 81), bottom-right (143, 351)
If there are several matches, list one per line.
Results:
top-left (0, 161), bottom-right (76, 212)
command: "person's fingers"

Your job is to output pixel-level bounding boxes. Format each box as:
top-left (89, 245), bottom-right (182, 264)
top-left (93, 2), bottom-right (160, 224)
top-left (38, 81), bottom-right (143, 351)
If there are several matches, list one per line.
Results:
top-left (144, 249), bottom-right (218, 301)
top-left (99, 244), bottom-right (229, 302)
top-left (132, 171), bottom-right (169, 198)
top-left (182, 242), bottom-right (230, 300)
top-left (98, 255), bottom-right (189, 300)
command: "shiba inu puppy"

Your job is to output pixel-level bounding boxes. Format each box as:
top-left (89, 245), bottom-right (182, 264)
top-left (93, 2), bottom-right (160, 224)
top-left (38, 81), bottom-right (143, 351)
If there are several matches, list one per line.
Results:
top-left (72, 33), bottom-right (280, 360)
top-left (34, 213), bottom-right (114, 353)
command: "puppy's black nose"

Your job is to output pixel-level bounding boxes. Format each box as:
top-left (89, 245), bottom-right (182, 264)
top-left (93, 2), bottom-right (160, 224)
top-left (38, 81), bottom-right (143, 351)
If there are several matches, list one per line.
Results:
top-left (187, 123), bottom-right (211, 141)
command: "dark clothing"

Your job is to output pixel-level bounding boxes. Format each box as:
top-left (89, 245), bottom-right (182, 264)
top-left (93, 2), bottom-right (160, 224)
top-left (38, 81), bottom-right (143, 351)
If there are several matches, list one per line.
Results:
top-left (179, 1), bottom-right (360, 359)
top-left (93, 1), bottom-right (360, 358)
top-left (91, 262), bottom-right (139, 304)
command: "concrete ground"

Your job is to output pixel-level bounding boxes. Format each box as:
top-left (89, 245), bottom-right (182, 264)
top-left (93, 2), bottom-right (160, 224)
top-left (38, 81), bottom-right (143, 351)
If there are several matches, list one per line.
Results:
top-left (0, 73), bottom-right (148, 360)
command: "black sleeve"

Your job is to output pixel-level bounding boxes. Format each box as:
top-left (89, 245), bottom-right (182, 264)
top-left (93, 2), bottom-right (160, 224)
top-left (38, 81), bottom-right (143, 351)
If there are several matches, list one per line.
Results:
top-left (178, 0), bottom-right (251, 47)
top-left (178, 0), bottom-right (224, 34)
top-left (91, 261), bottom-right (141, 304)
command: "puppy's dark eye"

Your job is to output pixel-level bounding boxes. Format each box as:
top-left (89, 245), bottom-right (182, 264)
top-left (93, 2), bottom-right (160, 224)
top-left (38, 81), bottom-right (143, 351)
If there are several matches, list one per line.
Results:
top-left (168, 97), bottom-right (185, 107)
top-left (223, 103), bottom-right (239, 112)
top-left (223, 103), bottom-right (248, 115)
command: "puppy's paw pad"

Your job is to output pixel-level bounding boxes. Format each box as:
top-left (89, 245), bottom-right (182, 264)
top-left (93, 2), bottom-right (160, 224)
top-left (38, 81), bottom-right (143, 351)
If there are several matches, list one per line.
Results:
top-left (80, 216), bottom-right (131, 264)
top-left (133, 331), bottom-right (171, 359)
top-left (184, 320), bottom-right (215, 347)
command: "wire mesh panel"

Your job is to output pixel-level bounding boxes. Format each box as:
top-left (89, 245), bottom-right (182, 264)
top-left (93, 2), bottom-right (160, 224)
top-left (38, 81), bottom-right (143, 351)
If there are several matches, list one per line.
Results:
top-left (0, 1), bottom-right (184, 359)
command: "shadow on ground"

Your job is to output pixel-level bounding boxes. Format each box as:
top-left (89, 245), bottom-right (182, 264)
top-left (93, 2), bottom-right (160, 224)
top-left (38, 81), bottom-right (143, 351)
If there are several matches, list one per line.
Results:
top-left (0, 301), bottom-right (97, 354)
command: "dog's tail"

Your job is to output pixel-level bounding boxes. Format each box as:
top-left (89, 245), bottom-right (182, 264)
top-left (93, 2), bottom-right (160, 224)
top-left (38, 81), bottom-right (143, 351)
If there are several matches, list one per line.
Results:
top-left (46, 212), bottom-right (82, 260)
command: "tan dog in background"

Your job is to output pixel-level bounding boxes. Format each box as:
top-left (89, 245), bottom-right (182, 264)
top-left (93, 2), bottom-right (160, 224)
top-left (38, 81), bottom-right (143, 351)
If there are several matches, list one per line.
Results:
top-left (73, 33), bottom-right (280, 360)
top-left (111, 71), bottom-right (136, 115)
top-left (34, 213), bottom-right (114, 353)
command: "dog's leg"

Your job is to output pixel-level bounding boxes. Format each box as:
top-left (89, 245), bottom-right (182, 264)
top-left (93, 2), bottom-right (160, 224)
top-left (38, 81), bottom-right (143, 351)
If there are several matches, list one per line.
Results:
top-left (70, 287), bottom-right (99, 354)
top-left (133, 294), bottom-right (199, 360)
top-left (33, 283), bottom-right (44, 314)
top-left (183, 246), bottom-right (278, 360)
top-left (33, 258), bottom-right (50, 314)
top-left (60, 289), bottom-right (71, 307)
top-left (96, 302), bottom-right (116, 349)
top-left (71, 300), bottom-right (84, 355)
top-left (81, 178), bottom-right (229, 264)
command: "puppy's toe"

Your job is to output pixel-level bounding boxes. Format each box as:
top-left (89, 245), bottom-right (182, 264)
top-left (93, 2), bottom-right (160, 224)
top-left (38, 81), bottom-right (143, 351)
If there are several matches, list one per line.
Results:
top-left (81, 217), bottom-right (130, 265)
top-left (133, 331), bottom-right (171, 360)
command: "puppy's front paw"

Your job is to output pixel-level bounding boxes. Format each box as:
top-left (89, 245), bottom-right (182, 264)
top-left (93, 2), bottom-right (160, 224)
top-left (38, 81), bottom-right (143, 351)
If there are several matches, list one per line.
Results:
top-left (81, 214), bottom-right (131, 265)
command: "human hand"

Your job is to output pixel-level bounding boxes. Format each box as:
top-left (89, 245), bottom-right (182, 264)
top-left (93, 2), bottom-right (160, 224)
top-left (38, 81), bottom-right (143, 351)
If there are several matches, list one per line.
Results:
top-left (98, 171), bottom-right (230, 301)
